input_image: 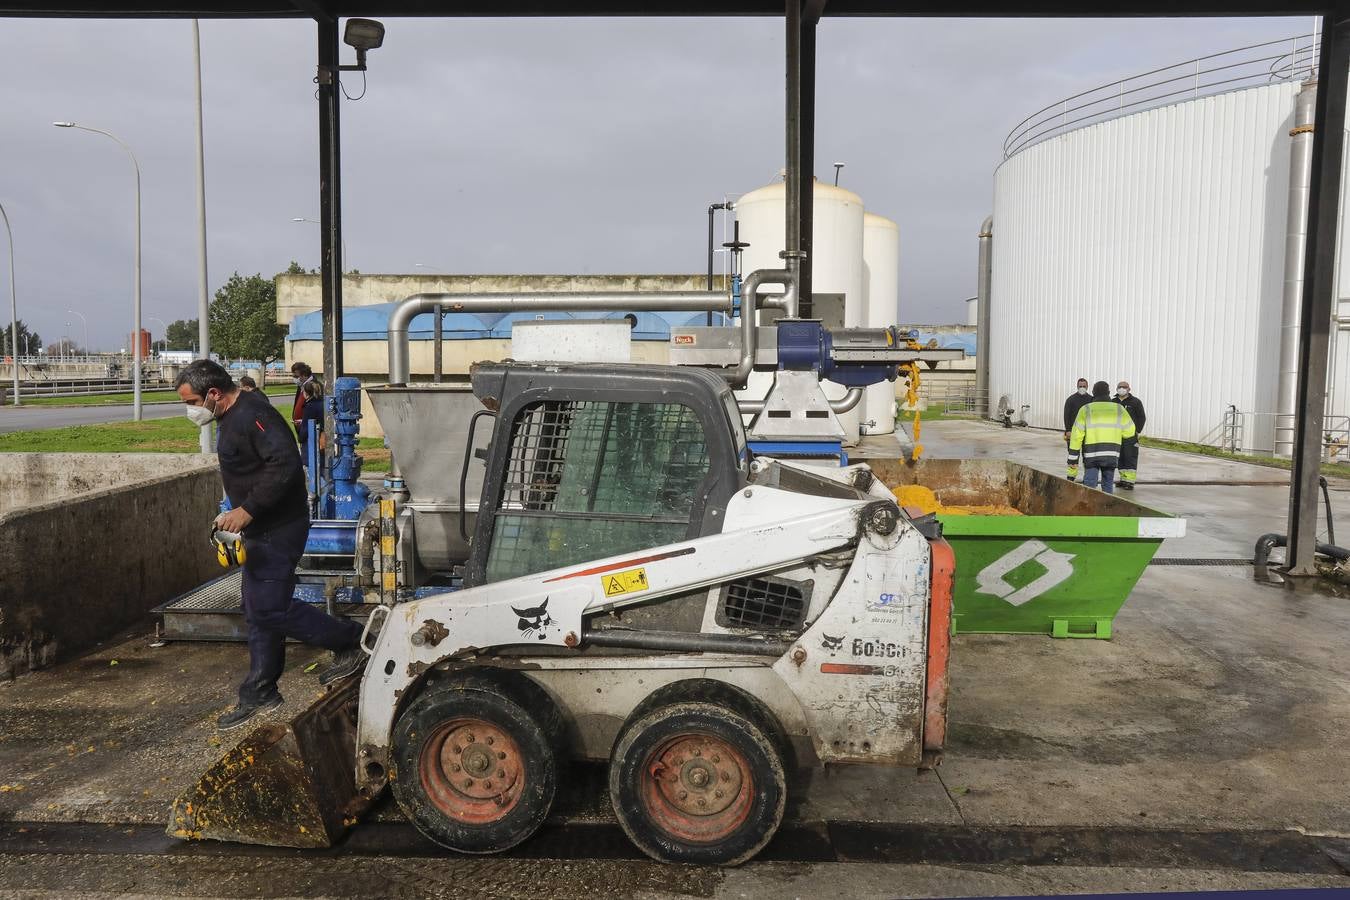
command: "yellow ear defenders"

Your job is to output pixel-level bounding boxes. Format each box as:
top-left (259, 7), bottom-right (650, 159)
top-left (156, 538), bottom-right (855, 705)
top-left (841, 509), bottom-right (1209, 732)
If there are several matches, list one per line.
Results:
top-left (212, 527), bottom-right (246, 568)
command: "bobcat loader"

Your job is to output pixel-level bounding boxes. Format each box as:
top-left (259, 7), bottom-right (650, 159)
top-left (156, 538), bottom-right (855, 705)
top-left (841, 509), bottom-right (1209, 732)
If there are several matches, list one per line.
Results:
top-left (170, 361), bottom-right (953, 866)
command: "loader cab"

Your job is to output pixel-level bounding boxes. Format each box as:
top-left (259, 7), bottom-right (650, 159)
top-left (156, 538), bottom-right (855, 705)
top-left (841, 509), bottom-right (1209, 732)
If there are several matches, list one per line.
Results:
top-left (464, 362), bottom-right (748, 587)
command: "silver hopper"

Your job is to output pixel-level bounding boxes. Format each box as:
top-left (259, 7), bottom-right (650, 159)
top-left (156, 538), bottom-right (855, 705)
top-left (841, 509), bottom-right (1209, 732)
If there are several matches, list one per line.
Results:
top-left (366, 382), bottom-right (490, 571)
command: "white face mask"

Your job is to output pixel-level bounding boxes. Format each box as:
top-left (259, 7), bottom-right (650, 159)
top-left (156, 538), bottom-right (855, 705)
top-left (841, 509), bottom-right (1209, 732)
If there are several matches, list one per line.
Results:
top-left (1077, 387), bottom-right (1088, 395)
top-left (185, 394), bottom-right (216, 427)
top-left (1117, 388), bottom-right (1129, 397)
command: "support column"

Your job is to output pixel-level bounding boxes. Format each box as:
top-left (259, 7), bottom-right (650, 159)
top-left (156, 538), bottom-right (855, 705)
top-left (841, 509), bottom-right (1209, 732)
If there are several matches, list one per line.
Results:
top-left (784, 0), bottom-right (823, 316)
top-left (317, 15), bottom-right (344, 404)
top-left (1287, 8), bottom-right (1350, 575)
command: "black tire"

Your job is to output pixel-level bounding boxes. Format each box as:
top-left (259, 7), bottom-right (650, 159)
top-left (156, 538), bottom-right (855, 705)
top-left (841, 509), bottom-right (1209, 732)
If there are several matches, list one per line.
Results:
top-left (390, 672), bottom-right (559, 854)
top-left (609, 701), bottom-right (787, 866)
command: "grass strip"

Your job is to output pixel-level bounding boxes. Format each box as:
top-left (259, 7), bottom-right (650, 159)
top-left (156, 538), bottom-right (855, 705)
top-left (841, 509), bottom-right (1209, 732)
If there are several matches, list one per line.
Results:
top-left (1139, 435), bottom-right (1350, 479)
top-left (15, 385), bottom-right (290, 407)
top-left (0, 417), bottom-right (392, 473)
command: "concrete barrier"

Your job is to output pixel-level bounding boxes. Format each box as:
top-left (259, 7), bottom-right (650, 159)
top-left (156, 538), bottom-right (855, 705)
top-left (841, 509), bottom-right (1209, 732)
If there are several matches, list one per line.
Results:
top-left (0, 453), bottom-right (222, 680)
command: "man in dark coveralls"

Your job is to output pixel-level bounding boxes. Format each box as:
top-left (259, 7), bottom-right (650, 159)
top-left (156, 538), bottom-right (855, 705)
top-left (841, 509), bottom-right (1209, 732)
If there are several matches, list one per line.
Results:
top-left (176, 359), bottom-right (365, 729)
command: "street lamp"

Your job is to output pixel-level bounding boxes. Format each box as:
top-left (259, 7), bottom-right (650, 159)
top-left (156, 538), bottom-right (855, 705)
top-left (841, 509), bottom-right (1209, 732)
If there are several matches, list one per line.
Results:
top-left (147, 315), bottom-right (167, 356)
top-left (0, 200), bottom-right (17, 406)
top-left (292, 217), bottom-right (347, 270)
top-left (54, 121), bottom-right (143, 420)
top-left (65, 308), bottom-right (88, 355)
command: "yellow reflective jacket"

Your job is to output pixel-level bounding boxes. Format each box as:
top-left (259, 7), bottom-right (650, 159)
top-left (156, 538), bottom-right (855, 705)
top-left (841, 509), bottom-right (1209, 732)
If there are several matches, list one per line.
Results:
top-left (1069, 400), bottom-right (1137, 466)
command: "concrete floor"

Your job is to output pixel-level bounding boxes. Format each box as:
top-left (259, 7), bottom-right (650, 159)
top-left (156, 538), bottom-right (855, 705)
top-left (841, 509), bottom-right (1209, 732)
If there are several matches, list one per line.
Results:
top-left (1, 417), bottom-right (1348, 897)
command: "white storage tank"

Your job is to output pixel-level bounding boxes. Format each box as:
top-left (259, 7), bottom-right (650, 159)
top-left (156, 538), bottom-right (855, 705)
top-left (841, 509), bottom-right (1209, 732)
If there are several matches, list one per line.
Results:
top-left (735, 178), bottom-right (866, 442)
top-left (861, 213), bottom-right (900, 435)
top-left (990, 81), bottom-right (1300, 446)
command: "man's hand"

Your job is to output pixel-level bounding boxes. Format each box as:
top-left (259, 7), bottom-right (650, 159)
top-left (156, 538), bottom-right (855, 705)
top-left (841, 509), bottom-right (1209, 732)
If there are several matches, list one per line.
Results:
top-left (215, 507), bottom-right (254, 534)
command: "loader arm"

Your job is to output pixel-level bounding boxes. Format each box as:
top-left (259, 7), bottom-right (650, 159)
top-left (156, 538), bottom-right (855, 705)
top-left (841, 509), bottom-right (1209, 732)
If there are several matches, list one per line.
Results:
top-left (353, 483), bottom-right (885, 794)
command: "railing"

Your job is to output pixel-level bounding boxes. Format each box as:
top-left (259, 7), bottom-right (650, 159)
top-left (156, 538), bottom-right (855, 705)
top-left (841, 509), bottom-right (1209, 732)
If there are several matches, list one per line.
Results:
top-left (912, 381), bottom-right (987, 417)
top-left (10, 378), bottom-right (172, 398)
top-left (1004, 31), bottom-right (1321, 159)
top-left (1209, 406), bottom-right (1350, 462)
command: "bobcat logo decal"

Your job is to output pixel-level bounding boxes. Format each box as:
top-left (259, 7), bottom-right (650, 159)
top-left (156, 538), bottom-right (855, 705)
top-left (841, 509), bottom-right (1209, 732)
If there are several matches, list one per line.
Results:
top-left (512, 597), bottom-right (554, 640)
top-left (820, 633), bottom-right (845, 654)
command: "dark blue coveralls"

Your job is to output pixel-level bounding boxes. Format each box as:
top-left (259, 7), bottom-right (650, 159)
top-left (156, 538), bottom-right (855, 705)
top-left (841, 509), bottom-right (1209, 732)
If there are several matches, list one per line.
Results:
top-left (216, 389), bottom-right (362, 705)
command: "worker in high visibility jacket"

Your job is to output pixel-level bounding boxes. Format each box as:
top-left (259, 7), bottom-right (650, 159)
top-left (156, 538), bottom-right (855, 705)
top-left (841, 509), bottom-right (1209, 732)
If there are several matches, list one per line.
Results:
top-left (1068, 381), bottom-right (1137, 494)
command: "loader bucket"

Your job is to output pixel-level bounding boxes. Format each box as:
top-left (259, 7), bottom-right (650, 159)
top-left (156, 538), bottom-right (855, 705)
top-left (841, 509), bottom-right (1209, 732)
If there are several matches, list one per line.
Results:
top-left (167, 679), bottom-right (378, 849)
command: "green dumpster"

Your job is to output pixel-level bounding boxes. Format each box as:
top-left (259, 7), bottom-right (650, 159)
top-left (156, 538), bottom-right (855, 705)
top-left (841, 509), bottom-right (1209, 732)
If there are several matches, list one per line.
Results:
top-left (864, 458), bottom-right (1185, 639)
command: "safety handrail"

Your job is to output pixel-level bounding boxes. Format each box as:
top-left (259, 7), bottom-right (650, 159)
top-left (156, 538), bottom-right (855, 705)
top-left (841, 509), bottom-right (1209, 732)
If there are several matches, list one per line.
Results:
top-left (1004, 32), bottom-right (1321, 159)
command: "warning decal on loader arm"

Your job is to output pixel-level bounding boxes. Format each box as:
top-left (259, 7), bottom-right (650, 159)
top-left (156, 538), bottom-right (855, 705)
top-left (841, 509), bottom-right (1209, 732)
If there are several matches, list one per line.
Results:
top-left (603, 567), bottom-right (649, 597)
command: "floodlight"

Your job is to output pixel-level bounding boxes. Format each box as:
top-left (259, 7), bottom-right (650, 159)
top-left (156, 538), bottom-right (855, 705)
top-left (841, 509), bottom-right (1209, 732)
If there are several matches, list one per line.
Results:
top-left (344, 18), bottom-right (385, 53)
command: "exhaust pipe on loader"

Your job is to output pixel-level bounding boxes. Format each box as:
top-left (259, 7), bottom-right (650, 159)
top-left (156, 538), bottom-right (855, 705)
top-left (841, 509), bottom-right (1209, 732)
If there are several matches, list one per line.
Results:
top-left (167, 679), bottom-right (373, 849)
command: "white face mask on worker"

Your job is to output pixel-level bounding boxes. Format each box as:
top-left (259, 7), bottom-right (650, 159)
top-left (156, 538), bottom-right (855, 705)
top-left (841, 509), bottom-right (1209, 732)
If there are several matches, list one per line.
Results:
top-left (1117, 388), bottom-right (1129, 397)
top-left (1077, 387), bottom-right (1088, 395)
top-left (186, 395), bottom-right (216, 427)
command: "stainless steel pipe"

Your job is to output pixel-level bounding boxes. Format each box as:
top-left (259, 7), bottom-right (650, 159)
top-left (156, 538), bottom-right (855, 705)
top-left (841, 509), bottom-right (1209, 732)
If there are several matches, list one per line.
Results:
top-left (386, 291), bottom-right (730, 386)
top-left (738, 386), bottom-right (862, 416)
top-left (734, 269), bottom-right (795, 389)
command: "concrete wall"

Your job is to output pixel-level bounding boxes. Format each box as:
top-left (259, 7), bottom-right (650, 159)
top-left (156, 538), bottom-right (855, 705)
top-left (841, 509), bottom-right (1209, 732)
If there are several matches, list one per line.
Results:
top-left (0, 454), bottom-right (222, 680)
top-left (276, 273), bottom-right (722, 326)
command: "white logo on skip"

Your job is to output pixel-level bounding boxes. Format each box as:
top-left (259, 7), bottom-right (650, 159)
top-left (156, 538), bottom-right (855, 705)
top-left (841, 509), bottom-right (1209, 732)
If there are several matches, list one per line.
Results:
top-left (974, 539), bottom-right (1075, 607)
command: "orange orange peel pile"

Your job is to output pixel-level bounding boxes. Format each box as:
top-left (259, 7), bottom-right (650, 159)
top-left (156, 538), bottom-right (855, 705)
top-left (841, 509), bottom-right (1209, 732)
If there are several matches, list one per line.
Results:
top-left (891, 484), bottom-right (1022, 517)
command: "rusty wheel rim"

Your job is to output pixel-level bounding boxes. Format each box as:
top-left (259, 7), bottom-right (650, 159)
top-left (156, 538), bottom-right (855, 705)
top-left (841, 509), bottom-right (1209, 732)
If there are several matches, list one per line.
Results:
top-left (419, 717), bottom-right (524, 824)
top-left (639, 732), bottom-right (753, 844)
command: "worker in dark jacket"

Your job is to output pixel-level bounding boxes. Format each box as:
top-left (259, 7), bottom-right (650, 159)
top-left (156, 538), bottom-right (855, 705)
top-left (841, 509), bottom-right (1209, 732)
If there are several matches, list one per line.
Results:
top-left (1069, 381), bottom-right (1136, 494)
top-left (1114, 380), bottom-right (1146, 490)
top-left (290, 361), bottom-right (314, 438)
top-left (176, 360), bottom-right (365, 730)
top-left (1062, 377), bottom-right (1092, 481)
top-left (296, 379), bottom-right (325, 462)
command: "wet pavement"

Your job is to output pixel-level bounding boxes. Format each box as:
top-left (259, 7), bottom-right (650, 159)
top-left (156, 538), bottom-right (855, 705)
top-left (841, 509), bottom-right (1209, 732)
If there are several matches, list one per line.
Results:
top-left (2, 417), bottom-right (1349, 896)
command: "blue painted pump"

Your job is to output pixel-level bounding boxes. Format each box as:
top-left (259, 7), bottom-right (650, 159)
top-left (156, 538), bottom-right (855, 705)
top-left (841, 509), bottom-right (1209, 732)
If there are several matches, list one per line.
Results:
top-left (322, 376), bottom-right (371, 521)
top-left (774, 319), bottom-right (894, 388)
top-left (302, 376), bottom-right (370, 557)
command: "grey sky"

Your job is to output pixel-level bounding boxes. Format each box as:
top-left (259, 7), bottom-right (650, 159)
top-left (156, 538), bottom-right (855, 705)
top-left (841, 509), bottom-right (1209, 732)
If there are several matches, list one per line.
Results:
top-left (0, 13), bottom-right (1314, 350)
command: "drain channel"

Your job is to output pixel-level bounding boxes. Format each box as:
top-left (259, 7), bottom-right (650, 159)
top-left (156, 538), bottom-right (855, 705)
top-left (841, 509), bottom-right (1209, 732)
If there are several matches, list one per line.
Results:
top-left (1, 821), bottom-right (1345, 875)
top-left (1150, 558), bottom-right (1253, 566)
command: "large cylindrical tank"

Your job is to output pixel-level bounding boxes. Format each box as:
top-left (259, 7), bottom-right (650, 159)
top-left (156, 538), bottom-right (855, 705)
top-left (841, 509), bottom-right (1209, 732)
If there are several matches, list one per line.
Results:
top-left (861, 213), bottom-right (900, 435)
top-left (735, 179), bottom-right (866, 442)
top-left (990, 80), bottom-right (1302, 446)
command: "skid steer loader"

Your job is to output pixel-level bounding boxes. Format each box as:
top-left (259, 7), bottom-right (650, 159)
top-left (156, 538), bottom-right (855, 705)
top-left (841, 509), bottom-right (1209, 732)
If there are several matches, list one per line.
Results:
top-left (169, 360), bottom-right (953, 866)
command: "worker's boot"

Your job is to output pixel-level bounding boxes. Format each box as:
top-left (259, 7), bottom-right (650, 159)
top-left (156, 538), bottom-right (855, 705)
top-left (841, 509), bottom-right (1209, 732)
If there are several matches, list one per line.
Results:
top-left (216, 694), bottom-right (283, 731)
top-left (318, 645), bottom-right (367, 686)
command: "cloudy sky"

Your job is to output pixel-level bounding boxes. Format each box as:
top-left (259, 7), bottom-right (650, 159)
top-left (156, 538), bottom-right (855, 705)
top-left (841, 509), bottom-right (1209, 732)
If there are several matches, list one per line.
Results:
top-left (0, 12), bottom-right (1314, 350)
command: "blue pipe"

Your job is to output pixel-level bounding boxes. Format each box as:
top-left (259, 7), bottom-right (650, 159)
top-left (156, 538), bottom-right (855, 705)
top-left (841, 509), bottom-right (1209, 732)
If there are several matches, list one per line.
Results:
top-left (306, 519), bottom-right (358, 556)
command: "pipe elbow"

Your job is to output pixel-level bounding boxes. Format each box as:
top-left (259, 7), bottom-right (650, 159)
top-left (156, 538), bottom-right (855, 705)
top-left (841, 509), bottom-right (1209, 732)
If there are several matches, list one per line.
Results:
top-left (829, 387), bottom-right (863, 413)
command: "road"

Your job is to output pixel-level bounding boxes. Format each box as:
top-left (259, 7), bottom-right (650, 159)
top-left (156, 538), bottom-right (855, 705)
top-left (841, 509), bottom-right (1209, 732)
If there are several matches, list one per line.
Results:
top-left (0, 393), bottom-right (291, 434)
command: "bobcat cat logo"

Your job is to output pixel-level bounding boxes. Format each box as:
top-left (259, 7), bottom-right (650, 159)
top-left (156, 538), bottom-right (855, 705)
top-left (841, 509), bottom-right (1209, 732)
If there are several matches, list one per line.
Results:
top-left (820, 633), bottom-right (844, 653)
top-left (512, 598), bottom-right (553, 640)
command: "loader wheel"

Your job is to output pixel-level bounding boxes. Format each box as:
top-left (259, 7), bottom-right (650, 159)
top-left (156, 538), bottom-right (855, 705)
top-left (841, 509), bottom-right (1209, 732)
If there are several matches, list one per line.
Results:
top-left (609, 701), bottom-right (786, 866)
top-left (391, 676), bottom-right (559, 854)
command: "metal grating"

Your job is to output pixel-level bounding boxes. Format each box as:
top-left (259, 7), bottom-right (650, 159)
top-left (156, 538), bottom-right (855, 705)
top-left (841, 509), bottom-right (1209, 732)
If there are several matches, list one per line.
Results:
top-left (717, 576), bottom-right (812, 631)
top-left (155, 570), bottom-right (243, 612)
